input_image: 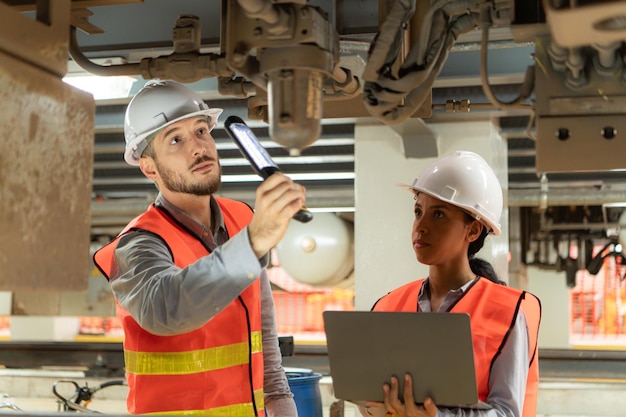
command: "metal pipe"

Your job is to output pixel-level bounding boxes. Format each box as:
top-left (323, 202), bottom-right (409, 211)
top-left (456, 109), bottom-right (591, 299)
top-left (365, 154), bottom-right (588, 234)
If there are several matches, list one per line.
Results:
top-left (593, 42), bottom-right (620, 70)
top-left (330, 66), bottom-right (360, 95)
top-left (218, 76), bottom-right (257, 98)
top-left (565, 47), bottom-right (587, 88)
top-left (69, 26), bottom-right (141, 77)
top-left (548, 41), bottom-right (568, 72)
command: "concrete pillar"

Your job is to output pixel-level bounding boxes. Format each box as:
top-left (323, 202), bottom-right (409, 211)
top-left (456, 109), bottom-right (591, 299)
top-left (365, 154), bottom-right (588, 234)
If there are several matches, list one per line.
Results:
top-left (527, 266), bottom-right (571, 348)
top-left (354, 119), bottom-right (508, 310)
top-left (0, 2), bottom-right (94, 294)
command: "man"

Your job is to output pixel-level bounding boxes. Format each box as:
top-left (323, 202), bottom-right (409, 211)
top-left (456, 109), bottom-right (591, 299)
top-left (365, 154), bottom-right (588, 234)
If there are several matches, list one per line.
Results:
top-left (94, 80), bottom-right (302, 416)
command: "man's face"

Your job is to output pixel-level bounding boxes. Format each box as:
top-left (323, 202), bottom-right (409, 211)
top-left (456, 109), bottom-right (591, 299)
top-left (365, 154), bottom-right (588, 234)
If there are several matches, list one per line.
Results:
top-left (144, 116), bottom-right (221, 196)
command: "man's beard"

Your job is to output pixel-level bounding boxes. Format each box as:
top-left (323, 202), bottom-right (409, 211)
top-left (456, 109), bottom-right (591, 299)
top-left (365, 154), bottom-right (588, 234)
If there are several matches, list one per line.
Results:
top-left (155, 156), bottom-right (222, 196)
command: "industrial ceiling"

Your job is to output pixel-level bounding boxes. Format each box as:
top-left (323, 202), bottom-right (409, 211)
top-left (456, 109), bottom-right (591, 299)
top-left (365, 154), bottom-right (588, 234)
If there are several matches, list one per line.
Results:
top-left (10, 0), bottom-right (626, 254)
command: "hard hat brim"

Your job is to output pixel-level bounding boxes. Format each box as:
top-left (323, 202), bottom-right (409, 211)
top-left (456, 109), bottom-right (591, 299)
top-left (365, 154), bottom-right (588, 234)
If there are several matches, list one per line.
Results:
top-left (395, 181), bottom-right (502, 236)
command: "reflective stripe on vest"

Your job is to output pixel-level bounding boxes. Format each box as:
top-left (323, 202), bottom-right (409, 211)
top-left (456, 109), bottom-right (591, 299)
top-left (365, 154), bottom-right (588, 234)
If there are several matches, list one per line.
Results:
top-left (125, 330), bottom-right (262, 375)
top-left (93, 197), bottom-right (264, 416)
top-left (143, 389), bottom-right (264, 416)
top-left (373, 277), bottom-right (541, 417)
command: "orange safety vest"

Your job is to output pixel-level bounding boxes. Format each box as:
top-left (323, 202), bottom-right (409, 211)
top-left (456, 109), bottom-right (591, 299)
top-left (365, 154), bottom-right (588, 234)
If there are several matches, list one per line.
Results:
top-left (373, 277), bottom-right (541, 417)
top-left (94, 197), bottom-right (265, 416)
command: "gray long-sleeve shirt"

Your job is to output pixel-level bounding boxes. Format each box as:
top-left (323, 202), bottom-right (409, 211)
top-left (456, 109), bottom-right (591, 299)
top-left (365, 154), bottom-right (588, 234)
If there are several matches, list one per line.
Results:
top-left (110, 194), bottom-right (297, 417)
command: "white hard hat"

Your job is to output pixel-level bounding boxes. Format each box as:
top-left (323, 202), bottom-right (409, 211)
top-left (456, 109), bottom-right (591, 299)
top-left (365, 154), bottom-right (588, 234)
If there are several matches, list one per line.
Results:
top-left (398, 151), bottom-right (504, 235)
top-left (123, 80), bottom-right (223, 166)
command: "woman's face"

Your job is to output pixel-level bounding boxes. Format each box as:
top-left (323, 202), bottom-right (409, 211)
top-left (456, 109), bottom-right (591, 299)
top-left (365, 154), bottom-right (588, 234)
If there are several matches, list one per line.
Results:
top-left (411, 192), bottom-right (480, 266)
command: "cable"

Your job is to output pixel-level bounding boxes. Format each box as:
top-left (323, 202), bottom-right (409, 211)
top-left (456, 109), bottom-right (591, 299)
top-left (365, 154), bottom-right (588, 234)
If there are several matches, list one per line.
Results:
top-left (410, 0), bottom-right (456, 67)
top-left (479, 1), bottom-right (535, 110)
top-left (364, 11), bottom-right (477, 123)
top-left (362, 0), bottom-right (415, 82)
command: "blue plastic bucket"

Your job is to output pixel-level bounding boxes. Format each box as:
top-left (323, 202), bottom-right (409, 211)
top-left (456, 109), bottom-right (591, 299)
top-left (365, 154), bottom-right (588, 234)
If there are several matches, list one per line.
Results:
top-left (285, 367), bottom-right (323, 417)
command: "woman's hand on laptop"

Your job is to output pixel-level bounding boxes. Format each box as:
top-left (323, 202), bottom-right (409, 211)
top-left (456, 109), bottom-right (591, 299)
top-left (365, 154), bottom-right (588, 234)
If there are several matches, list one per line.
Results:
top-left (359, 403), bottom-right (387, 417)
top-left (382, 374), bottom-right (438, 417)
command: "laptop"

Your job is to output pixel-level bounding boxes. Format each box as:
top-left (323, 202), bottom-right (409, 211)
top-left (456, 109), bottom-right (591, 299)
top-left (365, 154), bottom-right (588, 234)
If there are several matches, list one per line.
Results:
top-left (323, 310), bottom-right (491, 409)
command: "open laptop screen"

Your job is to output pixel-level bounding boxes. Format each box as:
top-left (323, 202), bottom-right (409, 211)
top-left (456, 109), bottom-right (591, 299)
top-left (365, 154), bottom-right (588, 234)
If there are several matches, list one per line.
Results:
top-left (323, 311), bottom-right (489, 409)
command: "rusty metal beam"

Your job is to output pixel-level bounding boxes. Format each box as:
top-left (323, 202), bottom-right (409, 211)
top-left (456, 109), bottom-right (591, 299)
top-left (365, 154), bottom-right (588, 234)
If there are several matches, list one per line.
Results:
top-left (5, 0), bottom-right (142, 12)
top-left (0, 0), bottom-right (70, 77)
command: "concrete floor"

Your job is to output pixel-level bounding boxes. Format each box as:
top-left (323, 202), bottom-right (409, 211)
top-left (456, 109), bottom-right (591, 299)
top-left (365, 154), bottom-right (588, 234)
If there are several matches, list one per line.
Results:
top-left (1, 370), bottom-right (624, 416)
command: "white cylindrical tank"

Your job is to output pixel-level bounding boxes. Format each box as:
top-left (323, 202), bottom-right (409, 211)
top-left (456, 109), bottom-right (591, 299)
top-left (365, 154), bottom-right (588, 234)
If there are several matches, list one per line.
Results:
top-left (276, 212), bottom-right (354, 287)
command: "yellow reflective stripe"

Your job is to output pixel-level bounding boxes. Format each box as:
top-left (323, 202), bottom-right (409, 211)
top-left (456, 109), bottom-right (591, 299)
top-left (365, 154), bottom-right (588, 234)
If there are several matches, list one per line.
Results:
top-left (255, 389), bottom-right (264, 410)
top-left (143, 390), bottom-right (264, 416)
top-left (125, 331), bottom-right (262, 375)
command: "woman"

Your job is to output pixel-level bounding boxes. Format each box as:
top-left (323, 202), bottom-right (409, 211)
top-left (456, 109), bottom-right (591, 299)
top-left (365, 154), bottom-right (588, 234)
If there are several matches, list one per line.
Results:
top-left (362, 151), bottom-right (541, 417)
